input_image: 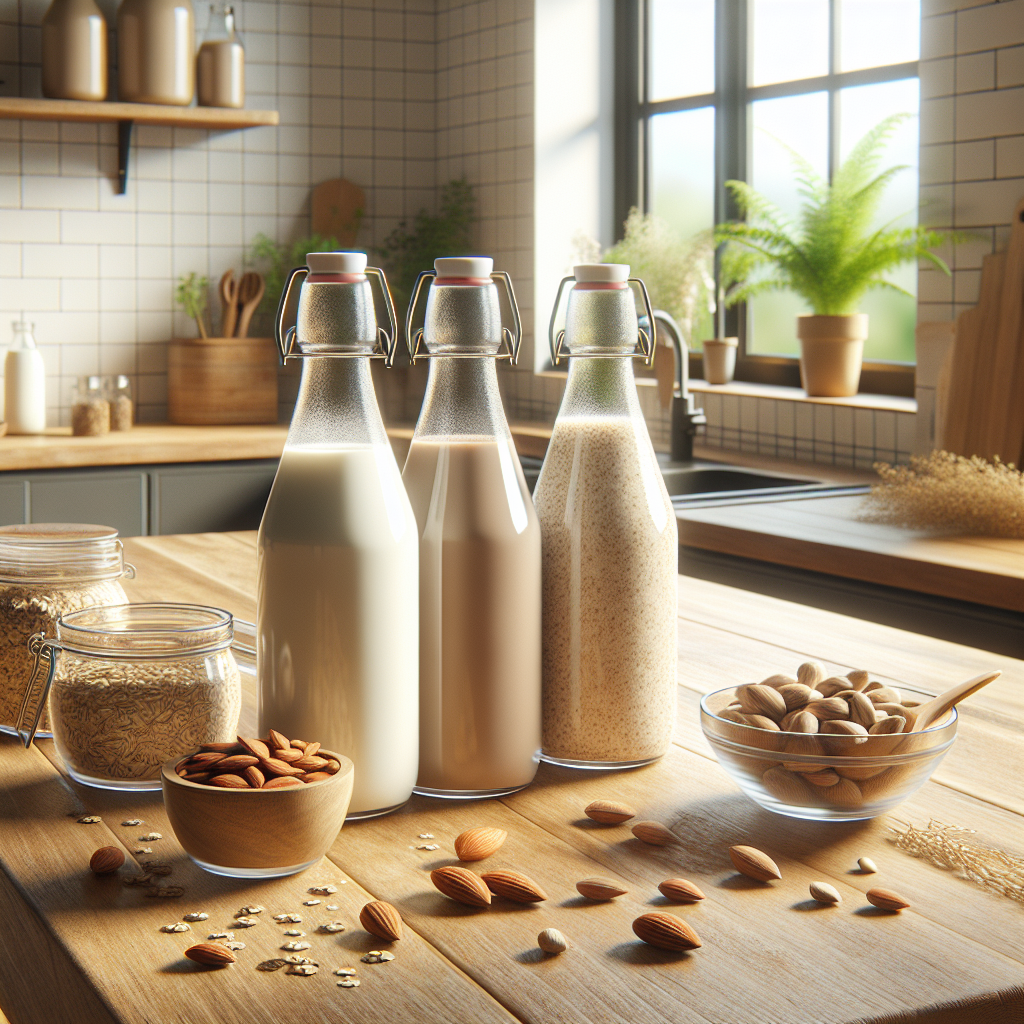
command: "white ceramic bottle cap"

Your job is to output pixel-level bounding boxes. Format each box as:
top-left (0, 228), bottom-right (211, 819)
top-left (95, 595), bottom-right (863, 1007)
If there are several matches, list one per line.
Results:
top-left (434, 256), bottom-right (493, 278)
top-left (574, 263), bottom-right (629, 283)
top-left (306, 251), bottom-right (367, 274)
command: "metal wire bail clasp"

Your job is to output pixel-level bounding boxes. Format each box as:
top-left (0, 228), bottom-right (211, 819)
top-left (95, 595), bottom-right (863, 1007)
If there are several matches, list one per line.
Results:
top-left (405, 270), bottom-right (523, 365)
top-left (547, 275), bottom-right (656, 367)
top-left (274, 264), bottom-right (400, 367)
top-left (17, 632), bottom-right (60, 749)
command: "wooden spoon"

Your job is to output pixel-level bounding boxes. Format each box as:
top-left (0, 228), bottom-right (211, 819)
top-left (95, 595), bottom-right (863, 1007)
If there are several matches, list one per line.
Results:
top-left (901, 670), bottom-right (1002, 732)
top-left (219, 270), bottom-right (239, 339)
top-left (235, 271), bottom-right (265, 339)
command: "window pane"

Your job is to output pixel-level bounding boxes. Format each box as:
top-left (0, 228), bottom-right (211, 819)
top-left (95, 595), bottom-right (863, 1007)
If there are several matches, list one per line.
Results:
top-left (747, 93), bottom-right (829, 355)
top-left (840, 78), bottom-right (920, 361)
top-left (649, 0), bottom-right (715, 100)
top-left (751, 0), bottom-right (829, 87)
top-left (648, 107), bottom-right (716, 349)
top-left (840, 0), bottom-right (920, 72)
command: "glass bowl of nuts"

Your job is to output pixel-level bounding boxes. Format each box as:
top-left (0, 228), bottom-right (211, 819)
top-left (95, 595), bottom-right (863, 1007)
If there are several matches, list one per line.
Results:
top-left (162, 732), bottom-right (354, 878)
top-left (699, 664), bottom-right (958, 821)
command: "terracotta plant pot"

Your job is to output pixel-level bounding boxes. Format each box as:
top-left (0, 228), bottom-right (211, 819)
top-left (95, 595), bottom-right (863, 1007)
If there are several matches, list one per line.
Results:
top-left (701, 337), bottom-right (738, 385)
top-left (797, 314), bottom-right (868, 397)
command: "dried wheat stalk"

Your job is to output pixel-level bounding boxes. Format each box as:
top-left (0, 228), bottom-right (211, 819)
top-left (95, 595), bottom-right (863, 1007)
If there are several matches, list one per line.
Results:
top-left (889, 818), bottom-right (1024, 904)
top-left (860, 451), bottom-right (1024, 538)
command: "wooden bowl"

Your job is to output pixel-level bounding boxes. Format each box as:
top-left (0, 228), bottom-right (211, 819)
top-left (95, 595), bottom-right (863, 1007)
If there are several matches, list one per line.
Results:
top-left (161, 750), bottom-right (354, 878)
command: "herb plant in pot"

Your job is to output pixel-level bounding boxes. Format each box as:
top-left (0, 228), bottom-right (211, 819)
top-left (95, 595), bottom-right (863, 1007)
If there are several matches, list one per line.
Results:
top-left (715, 114), bottom-right (951, 397)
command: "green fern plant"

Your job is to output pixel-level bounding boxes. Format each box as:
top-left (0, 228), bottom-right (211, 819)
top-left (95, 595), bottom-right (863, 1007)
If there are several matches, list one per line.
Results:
top-left (715, 114), bottom-right (951, 316)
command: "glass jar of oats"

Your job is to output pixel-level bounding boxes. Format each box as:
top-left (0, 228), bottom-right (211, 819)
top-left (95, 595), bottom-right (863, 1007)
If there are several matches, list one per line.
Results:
top-left (21, 603), bottom-right (242, 790)
top-left (0, 524), bottom-right (133, 736)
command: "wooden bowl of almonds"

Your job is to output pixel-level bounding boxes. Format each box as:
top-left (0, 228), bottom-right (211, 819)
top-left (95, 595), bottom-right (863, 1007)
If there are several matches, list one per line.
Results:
top-left (699, 663), bottom-right (958, 821)
top-left (161, 731), bottom-right (354, 878)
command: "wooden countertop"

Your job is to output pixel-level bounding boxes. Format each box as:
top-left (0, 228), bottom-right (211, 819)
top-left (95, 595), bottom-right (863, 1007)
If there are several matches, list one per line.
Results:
top-left (0, 533), bottom-right (1019, 1023)
top-left (677, 493), bottom-right (1024, 612)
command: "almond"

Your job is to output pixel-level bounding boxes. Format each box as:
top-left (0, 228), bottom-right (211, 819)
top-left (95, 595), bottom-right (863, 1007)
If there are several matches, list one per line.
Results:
top-left (289, 739), bottom-right (308, 750)
top-left (212, 754), bottom-right (259, 771)
top-left (632, 912), bottom-right (702, 952)
top-left (796, 662), bottom-right (825, 687)
top-left (743, 714), bottom-right (780, 731)
top-left (575, 877), bottom-right (627, 900)
top-left (729, 845), bottom-right (781, 881)
top-left (431, 866), bottom-right (491, 907)
top-left (866, 686), bottom-right (901, 705)
top-left (262, 776), bottom-right (302, 789)
top-left (657, 878), bottom-right (705, 903)
top-left (243, 765), bottom-right (265, 788)
top-left (631, 820), bottom-right (675, 846)
top-left (209, 773), bottom-right (249, 789)
top-left (735, 683), bottom-right (786, 720)
top-left (89, 846), bottom-right (125, 874)
top-left (816, 677), bottom-right (851, 697)
top-left (857, 857), bottom-right (878, 873)
top-left (481, 870), bottom-right (548, 903)
top-left (805, 769), bottom-right (840, 787)
top-left (846, 669), bottom-right (870, 690)
top-left (183, 772), bottom-right (213, 783)
top-left (188, 752), bottom-right (227, 768)
top-left (584, 799), bottom-right (636, 824)
top-left (274, 748), bottom-right (305, 763)
top-left (760, 674), bottom-right (797, 688)
top-left (827, 777), bottom-right (864, 808)
top-left (805, 697), bottom-right (851, 720)
top-left (776, 683), bottom-right (815, 711)
top-left (185, 942), bottom-right (236, 966)
top-left (454, 826), bottom-right (507, 862)
top-left (238, 736), bottom-right (270, 759)
top-left (268, 729), bottom-right (290, 750)
top-left (781, 710), bottom-right (819, 733)
top-left (760, 766), bottom-right (811, 806)
top-left (303, 742), bottom-right (321, 758)
top-left (359, 900), bottom-right (403, 940)
top-left (846, 691), bottom-right (878, 730)
top-left (866, 886), bottom-right (910, 911)
top-left (300, 771), bottom-right (333, 784)
top-left (537, 928), bottom-right (567, 954)
top-left (869, 715), bottom-right (906, 735)
top-left (259, 757), bottom-right (305, 777)
top-left (808, 880), bottom-right (841, 904)
top-left (291, 756), bottom-right (329, 772)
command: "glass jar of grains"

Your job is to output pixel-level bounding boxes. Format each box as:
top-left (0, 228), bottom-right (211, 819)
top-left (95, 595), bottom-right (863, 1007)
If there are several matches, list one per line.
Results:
top-left (20, 603), bottom-right (242, 790)
top-left (0, 524), bottom-right (133, 735)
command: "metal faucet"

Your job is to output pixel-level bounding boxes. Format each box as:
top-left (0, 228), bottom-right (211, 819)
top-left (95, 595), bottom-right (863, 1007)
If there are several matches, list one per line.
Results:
top-left (650, 310), bottom-right (706, 462)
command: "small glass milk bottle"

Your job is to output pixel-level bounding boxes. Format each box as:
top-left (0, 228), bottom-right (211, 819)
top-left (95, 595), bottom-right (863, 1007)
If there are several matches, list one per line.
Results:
top-left (197, 3), bottom-right (244, 108)
top-left (534, 264), bottom-right (677, 768)
top-left (403, 257), bottom-right (541, 798)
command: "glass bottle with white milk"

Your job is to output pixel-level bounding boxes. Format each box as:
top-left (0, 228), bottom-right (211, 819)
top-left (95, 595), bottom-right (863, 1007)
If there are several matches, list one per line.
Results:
top-left (403, 257), bottom-right (541, 798)
top-left (5, 322), bottom-right (47, 435)
top-left (258, 252), bottom-right (419, 819)
top-left (533, 264), bottom-right (677, 768)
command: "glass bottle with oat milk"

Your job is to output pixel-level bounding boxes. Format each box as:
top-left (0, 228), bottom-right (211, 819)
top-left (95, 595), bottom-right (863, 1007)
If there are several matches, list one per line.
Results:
top-left (534, 264), bottom-right (677, 768)
top-left (258, 252), bottom-right (419, 820)
top-left (403, 257), bottom-right (541, 798)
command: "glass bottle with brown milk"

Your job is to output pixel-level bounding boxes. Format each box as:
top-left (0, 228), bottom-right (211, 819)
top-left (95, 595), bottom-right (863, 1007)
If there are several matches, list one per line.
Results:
top-left (197, 3), bottom-right (244, 108)
top-left (258, 252), bottom-right (419, 819)
top-left (403, 257), bottom-right (541, 798)
top-left (534, 264), bottom-right (677, 768)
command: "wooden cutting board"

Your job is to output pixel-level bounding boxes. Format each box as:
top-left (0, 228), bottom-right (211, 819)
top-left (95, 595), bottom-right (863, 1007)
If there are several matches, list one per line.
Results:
top-left (991, 196), bottom-right (1024, 464)
top-left (311, 178), bottom-right (365, 246)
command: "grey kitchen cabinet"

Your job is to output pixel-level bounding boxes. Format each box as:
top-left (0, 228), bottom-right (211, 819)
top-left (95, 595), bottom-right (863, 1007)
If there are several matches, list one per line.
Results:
top-left (0, 459), bottom-right (279, 537)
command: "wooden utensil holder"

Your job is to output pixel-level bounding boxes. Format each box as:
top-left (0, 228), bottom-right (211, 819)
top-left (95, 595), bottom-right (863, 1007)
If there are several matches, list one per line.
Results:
top-left (168, 336), bottom-right (278, 425)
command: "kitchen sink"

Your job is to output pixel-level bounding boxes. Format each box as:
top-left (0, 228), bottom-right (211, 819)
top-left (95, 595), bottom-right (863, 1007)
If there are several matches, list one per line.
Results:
top-left (520, 454), bottom-right (868, 505)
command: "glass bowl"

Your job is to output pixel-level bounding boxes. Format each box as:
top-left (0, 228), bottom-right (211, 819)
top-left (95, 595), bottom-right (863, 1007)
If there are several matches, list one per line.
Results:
top-left (700, 685), bottom-right (957, 820)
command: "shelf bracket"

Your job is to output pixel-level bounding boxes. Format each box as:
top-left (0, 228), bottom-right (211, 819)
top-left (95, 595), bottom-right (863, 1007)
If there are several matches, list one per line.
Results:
top-left (117, 119), bottom-right (134, 195)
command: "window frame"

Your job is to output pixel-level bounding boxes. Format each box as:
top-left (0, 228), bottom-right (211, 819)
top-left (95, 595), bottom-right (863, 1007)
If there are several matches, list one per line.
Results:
top-left (618, 0), bottom-right (920, 396)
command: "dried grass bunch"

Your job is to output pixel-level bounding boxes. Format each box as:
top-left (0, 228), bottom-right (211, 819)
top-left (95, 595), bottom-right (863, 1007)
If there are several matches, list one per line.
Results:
top-left (889, 819), bottom-right (1024, 904)
top-left (861, 451), bottom-right (1024, 538)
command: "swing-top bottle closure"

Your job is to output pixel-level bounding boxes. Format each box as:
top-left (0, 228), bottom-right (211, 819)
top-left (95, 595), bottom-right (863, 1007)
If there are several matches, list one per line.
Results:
top-left (275, 251), bottom-right (399, 366)
top-left (548, 263), bottom-right (655, 366)
top-left (405, 257), bottom-right (522, 365)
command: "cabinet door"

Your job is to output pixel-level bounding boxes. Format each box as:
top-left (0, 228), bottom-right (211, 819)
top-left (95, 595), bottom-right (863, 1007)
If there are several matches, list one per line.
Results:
top-left (150, 461), bottom-right (277, 535)
top-left (29, 471), bottom-right (147, 537)
top-left (0, 479), bottom-right (27, 526)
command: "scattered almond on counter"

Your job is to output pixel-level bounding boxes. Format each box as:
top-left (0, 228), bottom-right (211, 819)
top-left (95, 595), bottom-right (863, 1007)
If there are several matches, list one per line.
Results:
top-left (808, 881), bottom-right (842, 905)
top-left (631, 820), bottom-right (675, 846)
top-left (431, 866), bottom-right (492, 907)
top-left (657, 878), bottom-right (705, 903)
top-left (858, 857), bottom-right (878, 873)
top-left (632, 912), bottom-right (702, 952)
top-left (184, 943), bottom-right (236, 966)
top-left (729, 845), bottom-right (781, 882)
top-left (454, 826), bottom-right (507, 861)
top-left (576, 877), bottom-right (627, 901)
top-left (866, 887), bottom-right (910, 911)
top-left (481, 870), bottom-right (548, 903)
top-left (359, 901), bottom-right (403, 941)
top-left (89, 846), bottom-right (124, 874)
top-left (537, 928), bottom-right (567, 954)
top-left (584, 799), bottom-right (636, 824)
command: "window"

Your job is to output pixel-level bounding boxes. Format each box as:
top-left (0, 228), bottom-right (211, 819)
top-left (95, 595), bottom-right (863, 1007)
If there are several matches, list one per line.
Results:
top-left (621, 0), bottom-right (920, 392)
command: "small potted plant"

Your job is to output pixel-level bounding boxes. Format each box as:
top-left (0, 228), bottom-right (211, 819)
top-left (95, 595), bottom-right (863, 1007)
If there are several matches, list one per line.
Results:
top-left (715, 114), bottom-right (951, 397)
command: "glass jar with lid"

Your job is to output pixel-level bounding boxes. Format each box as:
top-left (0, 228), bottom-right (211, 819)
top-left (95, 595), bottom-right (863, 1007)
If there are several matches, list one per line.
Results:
top-left (0, 524), bottom-right (134, 735)
top-left (105, 374), bottom-right (134, 431)
top-left (20, 603), bottom-right (243, 790)
top-left (72, 375), bottom-right (110, 436)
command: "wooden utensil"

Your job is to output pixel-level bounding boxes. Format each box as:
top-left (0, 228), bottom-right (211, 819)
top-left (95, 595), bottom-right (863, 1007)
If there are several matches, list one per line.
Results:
top-left (311, 178), bottom-right (365, 245)
top-left (235, 271), bottom-right (265, 339)
top-left (220, 269), bottom-right (239, 339)
top-left (901, 670), bottom-right (1002, 732)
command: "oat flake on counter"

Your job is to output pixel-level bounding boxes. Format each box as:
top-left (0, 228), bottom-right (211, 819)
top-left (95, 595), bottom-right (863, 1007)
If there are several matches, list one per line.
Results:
top-left (337, 978), bottom-right (360, 988)
top-left (77, 816), bottom-right (102, 824)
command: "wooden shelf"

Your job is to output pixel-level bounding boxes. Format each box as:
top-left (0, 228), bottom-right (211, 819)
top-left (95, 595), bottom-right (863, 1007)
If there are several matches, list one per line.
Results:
top-left (0, 96), bottom-right (279, 192)
top-left (0, 96), bottom-right (278, 130)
